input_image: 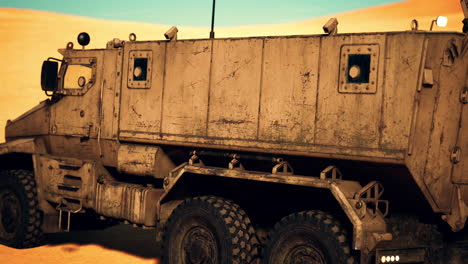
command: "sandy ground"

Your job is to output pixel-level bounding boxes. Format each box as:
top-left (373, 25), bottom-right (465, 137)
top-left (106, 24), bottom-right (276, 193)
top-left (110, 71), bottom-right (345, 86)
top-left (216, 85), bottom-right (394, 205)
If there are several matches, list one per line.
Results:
top-left (0, 224), bottom-right (160, 264)
top-left (0, 0), bottom-right (465, 263)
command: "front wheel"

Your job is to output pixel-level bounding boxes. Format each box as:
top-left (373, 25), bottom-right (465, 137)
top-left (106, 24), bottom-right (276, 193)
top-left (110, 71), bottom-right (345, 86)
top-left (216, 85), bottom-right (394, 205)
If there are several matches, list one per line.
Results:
top-left (161, 196), bottom-right (259, 264)
top-left (263, 210), bottom-right (355, 264)
top-left (0, 170), bottom-right (43, 248)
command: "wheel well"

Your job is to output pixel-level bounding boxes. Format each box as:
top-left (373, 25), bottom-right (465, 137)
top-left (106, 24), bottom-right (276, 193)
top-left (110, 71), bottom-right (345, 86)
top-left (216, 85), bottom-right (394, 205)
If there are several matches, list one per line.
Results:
top-left (162, 174), bottom-right (353, 231)
top-left (160, 146), bottom-right (435, 220)
top-left (0, 153), bottom-right (33, 171)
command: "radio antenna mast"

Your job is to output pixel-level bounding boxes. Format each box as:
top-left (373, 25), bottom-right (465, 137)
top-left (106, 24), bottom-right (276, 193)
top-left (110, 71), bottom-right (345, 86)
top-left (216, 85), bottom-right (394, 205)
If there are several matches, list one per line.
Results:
top-left (210, 0), bottom-right (216, 38)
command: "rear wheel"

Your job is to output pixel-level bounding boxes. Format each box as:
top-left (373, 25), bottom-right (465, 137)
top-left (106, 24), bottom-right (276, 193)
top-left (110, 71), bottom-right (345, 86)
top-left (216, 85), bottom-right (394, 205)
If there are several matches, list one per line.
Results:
top-left (0, 170), bottom-right (43, 248)
top-left (263, 210), bottom-right (355, 264)
top-left (162, 196), bottom-right (259, 264)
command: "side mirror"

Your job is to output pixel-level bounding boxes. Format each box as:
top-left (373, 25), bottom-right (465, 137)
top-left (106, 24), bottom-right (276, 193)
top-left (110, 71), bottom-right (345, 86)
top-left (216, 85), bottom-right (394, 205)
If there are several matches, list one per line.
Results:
top-left (41, 60), bottom-right (58, 92)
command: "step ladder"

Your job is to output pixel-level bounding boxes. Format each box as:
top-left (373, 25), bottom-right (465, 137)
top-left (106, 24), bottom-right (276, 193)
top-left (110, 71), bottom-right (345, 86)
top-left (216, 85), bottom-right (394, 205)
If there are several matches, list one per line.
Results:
top-left (56, 198), bottom-right (82, 232)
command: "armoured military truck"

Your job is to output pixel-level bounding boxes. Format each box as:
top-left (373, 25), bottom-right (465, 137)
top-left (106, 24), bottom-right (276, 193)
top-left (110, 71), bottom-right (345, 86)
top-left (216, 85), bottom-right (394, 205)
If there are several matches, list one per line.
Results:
top-left (1, 3), bottom-right (468, 263)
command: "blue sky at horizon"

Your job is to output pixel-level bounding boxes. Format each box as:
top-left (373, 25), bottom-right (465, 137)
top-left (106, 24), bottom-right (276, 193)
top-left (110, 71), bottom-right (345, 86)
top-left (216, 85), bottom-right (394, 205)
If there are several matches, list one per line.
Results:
top-left (0, 0), bottom-right (401, 26)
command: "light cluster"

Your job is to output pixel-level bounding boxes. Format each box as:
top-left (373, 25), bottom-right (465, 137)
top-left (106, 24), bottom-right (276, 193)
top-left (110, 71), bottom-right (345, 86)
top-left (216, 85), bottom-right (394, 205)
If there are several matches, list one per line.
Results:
top-left (380, 255), bottom-right (400, 263)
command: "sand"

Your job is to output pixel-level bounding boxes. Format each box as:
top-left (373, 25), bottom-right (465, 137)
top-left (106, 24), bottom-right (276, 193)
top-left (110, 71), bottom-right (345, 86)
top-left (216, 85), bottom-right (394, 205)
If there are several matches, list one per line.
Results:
top-left (0, 0), bottom-right (465, 263)
top-left (0, 224), bottom-right (160, 264)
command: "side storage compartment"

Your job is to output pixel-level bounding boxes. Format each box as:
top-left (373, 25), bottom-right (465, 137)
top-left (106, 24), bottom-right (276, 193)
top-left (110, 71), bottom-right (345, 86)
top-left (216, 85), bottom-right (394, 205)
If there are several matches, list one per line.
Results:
top-left (34, 155), bottom-right (165, 228)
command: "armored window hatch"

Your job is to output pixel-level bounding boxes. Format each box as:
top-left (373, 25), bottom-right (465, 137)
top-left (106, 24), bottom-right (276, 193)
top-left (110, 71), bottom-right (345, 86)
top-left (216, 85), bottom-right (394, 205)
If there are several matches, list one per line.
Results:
top-left (339, 44), bottom-right (379, 94)
top-left (60, 57), bottom-right (97, 96)
top-left (128, 50), bottom-right (152, 89)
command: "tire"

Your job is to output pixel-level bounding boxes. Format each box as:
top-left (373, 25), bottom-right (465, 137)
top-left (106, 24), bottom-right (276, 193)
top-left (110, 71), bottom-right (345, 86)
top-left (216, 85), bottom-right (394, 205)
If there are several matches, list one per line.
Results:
top-left (263, 210), bottom-right (355, 264)
top-left (0, 170), bottom-right (43, 248)
top-left (162, 196), bottom-right (259, 264)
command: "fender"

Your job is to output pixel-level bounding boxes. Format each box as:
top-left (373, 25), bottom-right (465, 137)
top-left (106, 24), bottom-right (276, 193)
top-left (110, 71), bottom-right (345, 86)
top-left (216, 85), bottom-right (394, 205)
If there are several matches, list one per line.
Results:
top-left (0, 137), bottom-right (57, 232)
top-left (0, 137), bottom-right (47, 156)
top-left (158, 153), bottom-right (393, 258)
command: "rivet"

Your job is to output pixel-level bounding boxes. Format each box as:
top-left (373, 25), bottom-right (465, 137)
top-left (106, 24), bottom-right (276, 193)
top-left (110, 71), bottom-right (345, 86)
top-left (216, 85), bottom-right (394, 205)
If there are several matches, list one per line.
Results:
top-left (355, 200), bottom-right (363, 209)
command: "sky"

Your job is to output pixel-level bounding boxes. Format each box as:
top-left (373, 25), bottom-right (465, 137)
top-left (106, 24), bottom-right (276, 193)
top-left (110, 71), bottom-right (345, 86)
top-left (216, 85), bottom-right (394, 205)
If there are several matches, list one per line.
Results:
top-left (0, 0), bottom-right (401, 26)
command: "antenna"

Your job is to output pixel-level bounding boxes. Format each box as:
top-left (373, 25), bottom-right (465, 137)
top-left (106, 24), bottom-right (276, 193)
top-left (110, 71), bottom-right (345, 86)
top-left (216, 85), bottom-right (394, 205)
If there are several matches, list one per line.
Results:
top-left (210, 0), bottom-right (216, 39)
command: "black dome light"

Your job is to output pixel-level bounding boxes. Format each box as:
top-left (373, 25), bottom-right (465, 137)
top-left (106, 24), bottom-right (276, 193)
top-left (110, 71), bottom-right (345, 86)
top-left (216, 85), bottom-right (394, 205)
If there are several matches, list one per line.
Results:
top-left (77, 32), bottom-right (90, 48)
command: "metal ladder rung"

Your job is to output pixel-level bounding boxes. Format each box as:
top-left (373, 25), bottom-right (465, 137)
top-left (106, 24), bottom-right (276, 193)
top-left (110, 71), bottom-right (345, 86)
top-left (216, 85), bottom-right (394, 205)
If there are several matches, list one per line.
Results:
top-left (56, 200), bottom-right (82, 232)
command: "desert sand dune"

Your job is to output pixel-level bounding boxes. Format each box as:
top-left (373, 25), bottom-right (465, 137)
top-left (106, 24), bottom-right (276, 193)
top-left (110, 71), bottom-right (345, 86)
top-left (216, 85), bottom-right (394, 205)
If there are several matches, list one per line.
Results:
top-left (0, 0), bottom-right (465, 263)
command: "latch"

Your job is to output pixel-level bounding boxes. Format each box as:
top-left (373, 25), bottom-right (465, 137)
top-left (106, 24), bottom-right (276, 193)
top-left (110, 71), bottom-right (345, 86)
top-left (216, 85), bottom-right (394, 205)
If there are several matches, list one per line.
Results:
top-left (451, 146), bottom-right (461, 164)
top-left (319, 165), bottom-right (342, 180)
top-left (272, 159), bottom-right (293, 175)
top-left (461, 87), bottom-right (468, 104)
top-left (422, 68), bottom-right (434, 88)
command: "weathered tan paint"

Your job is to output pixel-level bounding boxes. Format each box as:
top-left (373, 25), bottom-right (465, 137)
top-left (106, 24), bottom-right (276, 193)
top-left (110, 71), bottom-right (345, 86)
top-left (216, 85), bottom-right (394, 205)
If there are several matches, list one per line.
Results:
top-left (162, 40), bottom-right (212, 136)
top-left (380, 34), bottom-right (424, 150)
top-left (114, 33), bottom-right (441, 163)
top-left (0, 138), bottom-right (45, 155)
top-left (117, 143), bottom-right (175, 178)
top-left (207, 38), bottom-right (263, 140)
top-left (33, 154), bottom-right (163, 227)
top-left (259, 37), bottom-right (319, 143)
top-left (119, 42), bottom-right (166, 134)
top-left (315, 34), bottom-right (386, 149)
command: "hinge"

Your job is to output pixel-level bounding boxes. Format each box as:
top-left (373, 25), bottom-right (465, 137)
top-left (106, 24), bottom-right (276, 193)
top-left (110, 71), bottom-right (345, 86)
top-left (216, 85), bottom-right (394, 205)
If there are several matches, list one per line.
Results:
top-left (422, 68), bottom-right (434, 88)
top-left (451, 146), bottom-right (461, 164)
top-left (460, 87), bottom-right (468, 104)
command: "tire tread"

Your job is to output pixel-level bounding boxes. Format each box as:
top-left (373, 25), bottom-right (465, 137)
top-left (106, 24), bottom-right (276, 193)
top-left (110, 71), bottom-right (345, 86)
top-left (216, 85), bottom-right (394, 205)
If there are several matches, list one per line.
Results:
top-left (264, 210), bottom-right (355, 264)
top-left (0, 170), bottom-right (43, 248)
top-left (162, 195), bottom-right (259, 264)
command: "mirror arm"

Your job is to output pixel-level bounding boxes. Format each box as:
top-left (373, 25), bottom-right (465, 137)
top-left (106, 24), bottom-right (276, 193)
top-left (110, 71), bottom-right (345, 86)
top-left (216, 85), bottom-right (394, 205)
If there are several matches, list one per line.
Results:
top-left (47, 57), bottom-right (63, 62)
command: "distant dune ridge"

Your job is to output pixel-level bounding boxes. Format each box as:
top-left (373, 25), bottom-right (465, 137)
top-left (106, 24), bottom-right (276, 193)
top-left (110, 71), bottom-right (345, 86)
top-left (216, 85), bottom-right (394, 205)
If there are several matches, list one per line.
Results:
top-left (0, 0), bottom-right (465, 262)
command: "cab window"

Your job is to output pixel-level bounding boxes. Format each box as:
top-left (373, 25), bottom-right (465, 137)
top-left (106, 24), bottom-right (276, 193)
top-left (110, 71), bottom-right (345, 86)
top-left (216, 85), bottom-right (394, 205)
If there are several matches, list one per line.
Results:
top-left (63, 64), bottom-right (93, 89)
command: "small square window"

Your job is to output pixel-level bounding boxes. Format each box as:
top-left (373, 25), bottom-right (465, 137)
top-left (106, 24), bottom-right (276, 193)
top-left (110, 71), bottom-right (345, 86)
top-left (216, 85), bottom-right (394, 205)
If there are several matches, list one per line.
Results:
top-left (128, 50), bottom-right (152, 89)
top-left (338, 44), bottom-right (379, 94)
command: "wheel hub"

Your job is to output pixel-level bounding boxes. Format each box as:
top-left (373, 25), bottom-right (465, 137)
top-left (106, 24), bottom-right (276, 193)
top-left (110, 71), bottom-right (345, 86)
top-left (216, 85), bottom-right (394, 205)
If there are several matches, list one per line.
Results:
top-left (0, 190), bottom-right (21, 234)
top-left (285, 244), bottom-right (326, 264)
top-left (183, 226), bottom-right (217, 264)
